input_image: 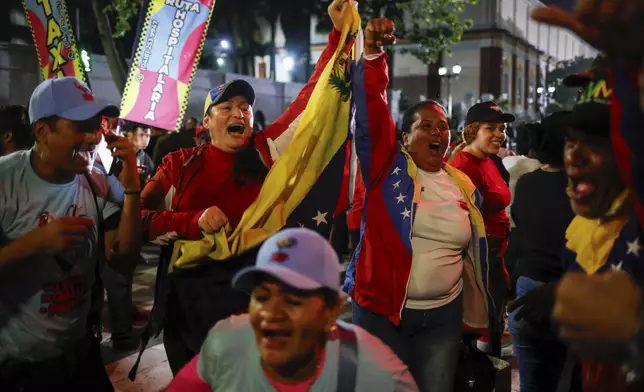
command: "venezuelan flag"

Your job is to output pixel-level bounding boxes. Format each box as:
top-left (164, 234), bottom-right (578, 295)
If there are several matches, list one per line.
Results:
top-left (172, 5), bottom-right (361, 268)
top-left (611, 58), bottom-right (644, 225)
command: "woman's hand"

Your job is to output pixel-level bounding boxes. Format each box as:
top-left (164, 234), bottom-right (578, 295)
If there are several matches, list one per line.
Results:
top-left (364, 18), bottom-right (396, 57)
top-left (328, 0), bottom-right (355, 32)
top-left (531, 0), bottom-right (644, 57)
top-left (198, 206), bottom-right (229, 234)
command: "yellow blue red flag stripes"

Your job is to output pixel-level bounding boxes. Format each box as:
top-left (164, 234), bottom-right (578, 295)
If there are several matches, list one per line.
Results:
top-left (22, 0), bottom-right (86, 83)
top-left (611, 59), bottom-right (644, 225)
top-left (173, 6), bottom-right (361, 267)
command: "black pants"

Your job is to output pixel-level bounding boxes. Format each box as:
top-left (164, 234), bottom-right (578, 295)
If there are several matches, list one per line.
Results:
top-left (0, 335), bottom-right (113, 392)
top-left (163, 257), bottom-right (252, 374)
top-left (487, 238), bottom-right (510, 358)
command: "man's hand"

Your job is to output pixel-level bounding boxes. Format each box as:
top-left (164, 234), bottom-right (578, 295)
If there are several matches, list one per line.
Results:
top-left (198, 206), bottom-right (229, 234)
top-left (554, 271), bottom-right (643, 341)
top-left (531, 0), bottom-right (644, 56)
top-left (33, 217), bottom-right (95, 256)
top-left (328, 0), bottom-right (354, 32)
top-left (364, 18), bottom-right (396, 57)
top-left (508, 282), bottom-right (557, 328)
top-left (108, 136), bottom-right (140, 193)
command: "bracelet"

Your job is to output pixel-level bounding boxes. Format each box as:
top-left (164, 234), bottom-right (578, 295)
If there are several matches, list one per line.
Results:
top-left (124, 190), bottom-right (141, 195)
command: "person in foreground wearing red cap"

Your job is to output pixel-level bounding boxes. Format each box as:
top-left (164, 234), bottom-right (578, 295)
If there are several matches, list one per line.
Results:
top-left (0, 76), bottom-right (141, 391)
top-left (167, 228), bottom-right (418, 392)
top-left (140, 0), bottom-right (356, 374)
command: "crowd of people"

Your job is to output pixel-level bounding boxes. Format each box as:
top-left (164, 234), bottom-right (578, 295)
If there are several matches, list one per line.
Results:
top-left (0, 0), bottom-right (643, 391)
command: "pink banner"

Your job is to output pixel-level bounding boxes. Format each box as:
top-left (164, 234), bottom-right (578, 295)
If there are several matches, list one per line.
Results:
top-left (120, 0), bottom-right (215, 131)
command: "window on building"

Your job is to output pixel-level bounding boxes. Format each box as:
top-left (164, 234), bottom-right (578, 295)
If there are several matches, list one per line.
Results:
top-left (500, 0), bottom-right (515, 32)
top-left (515, 0), bottom-right (528, 37)
top-left (503, 73), bottom-right (510, 96)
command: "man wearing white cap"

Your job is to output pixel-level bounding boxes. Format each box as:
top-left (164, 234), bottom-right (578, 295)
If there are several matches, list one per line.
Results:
top-left (0, 76), bottom-right (142, 391)
top-left (167, 227), bottom-right (419, 391)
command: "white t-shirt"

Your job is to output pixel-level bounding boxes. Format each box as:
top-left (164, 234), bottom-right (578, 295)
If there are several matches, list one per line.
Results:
top-left (406, 169), bottom-right (472, 310)
top-left (197, 314), bottom-right (419, 392)
top-left (0, 150), bottom-right (121, 362)
top-left (503, 156), bottom-right (542, 228)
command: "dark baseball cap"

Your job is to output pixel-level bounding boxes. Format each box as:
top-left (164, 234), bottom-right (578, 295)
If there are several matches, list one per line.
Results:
top-left (465, 101), bottom-right (516, 126)
top-left (203, 79), bottom-right (256, 117)
top-left (565, 56), bottom-right (611, 137)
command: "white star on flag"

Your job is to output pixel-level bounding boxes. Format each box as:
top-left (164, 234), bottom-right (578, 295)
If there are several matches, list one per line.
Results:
top-left (401, 208), bottom-right (411, 219)
top-left (611, 261), bottom-right (623, 271)
top-left (312, 211), bottom-right (328, 226)
top-left (393, 180), bottom-right (401, 189)
top-left (395, 193), bottom-right (406, 204)
top-left (392, 166), bottom-right (401, 175)
top-left (626, 239), bottom-right (641, 257)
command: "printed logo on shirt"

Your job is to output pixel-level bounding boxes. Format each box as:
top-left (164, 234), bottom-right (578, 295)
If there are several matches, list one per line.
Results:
top-left (39, 275), bottom-right (87, 317)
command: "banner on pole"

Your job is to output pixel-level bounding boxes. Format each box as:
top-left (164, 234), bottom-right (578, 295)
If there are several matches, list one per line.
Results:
top-left (120, 0), bottom-right (215, 131)
top-left (22, 0), bottom-right (86, 83)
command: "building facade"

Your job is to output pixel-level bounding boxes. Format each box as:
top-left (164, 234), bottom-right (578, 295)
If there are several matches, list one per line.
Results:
top-left (304, 0), bottom-right (596, 121)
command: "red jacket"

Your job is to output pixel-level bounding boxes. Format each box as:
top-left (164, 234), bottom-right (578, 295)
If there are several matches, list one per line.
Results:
top-left (346, 164), bottom-right (365, 231)
top-left (141, 29), bottom-right (342, 243)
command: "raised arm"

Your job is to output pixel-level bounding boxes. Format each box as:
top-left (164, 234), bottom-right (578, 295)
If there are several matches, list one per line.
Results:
top-left (353, 18), bottom-right (398, 188)
top-left (141, 151), bottom-right (205, 243)
top-left (262, 0), bottom-right (351, 155)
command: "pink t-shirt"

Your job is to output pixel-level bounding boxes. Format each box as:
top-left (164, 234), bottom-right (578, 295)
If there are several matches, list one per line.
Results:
top-left (263, 349), bottom-right (326, 392)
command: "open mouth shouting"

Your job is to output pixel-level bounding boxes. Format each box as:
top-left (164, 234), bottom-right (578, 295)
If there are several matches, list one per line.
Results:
top-left (428, 142), bottom-right (441, 152)
top-left (260, 327), bottom-right (293, 350)
top-left (227, 123), bottom-right (246, 135)
top-left (566, 175), bottom-right (596, 202)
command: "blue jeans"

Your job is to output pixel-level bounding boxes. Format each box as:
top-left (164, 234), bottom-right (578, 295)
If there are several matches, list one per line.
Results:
top-left (509, 276), bottom-right (567, 392)
top-left (352, 294), bottom-right (463, 392)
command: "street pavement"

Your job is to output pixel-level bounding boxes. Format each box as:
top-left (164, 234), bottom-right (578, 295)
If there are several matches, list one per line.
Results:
top-left (102, 259), bottom-right (521, 391)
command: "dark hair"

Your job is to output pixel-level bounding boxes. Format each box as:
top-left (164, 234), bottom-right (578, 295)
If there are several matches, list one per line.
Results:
top-left (536, 112), bottom-right (570, 167)
top-left (255, 110), bottom-right (266, 131)
top-left (122, 121), bottom-right (147, 134)
top-left (232, 135), bottom-right (269, 186)
top-left (399, 100), bottom-right (446, 141)
top-left (251, 274), bottom-right (340, 308)
top-left (0, 105), bottom-right (33, 149)
top-left (514, 123), bottom-right (536, 156)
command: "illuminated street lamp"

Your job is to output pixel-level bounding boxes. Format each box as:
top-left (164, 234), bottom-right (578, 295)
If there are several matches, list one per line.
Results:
top-left (438, 64), bottom-right (462, 118)
top-left (283, 56), bottom-right (295, 72)
top-left (220, 40), bottom-right (230, 50)
top-left (217, 57), bottom-right (225, 66)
